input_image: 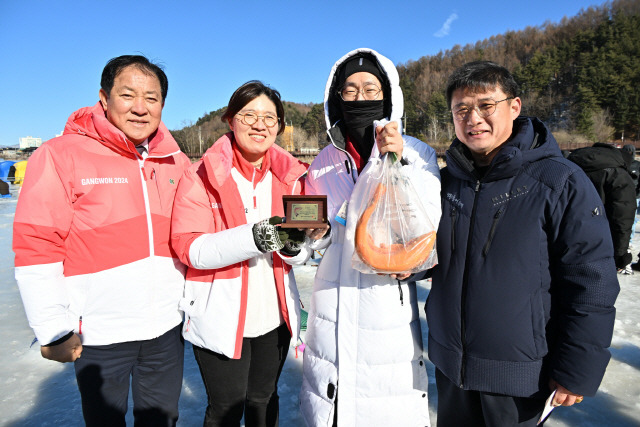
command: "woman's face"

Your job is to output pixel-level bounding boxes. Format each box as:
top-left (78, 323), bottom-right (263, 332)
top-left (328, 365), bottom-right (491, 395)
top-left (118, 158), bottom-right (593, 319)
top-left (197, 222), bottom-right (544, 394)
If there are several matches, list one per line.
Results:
top-left (228, 94), bottom-right (279, 165)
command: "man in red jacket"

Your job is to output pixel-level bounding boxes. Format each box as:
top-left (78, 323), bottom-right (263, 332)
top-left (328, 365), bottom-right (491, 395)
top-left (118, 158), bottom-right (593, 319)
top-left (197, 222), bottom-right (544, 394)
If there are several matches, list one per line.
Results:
top-left (13, 55), bottom-right (190, 426)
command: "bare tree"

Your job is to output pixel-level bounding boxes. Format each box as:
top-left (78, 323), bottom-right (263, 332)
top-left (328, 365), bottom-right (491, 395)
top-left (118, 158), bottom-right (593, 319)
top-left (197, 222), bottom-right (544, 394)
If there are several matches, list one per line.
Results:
top-left (427, 115), bottom-right (442, 143)
top-left (174, 120), bottom-right (201, 157)
top-left (592, 109), bottom-right (615, 142)
top-left (445, 122), bottom-right (455, 141)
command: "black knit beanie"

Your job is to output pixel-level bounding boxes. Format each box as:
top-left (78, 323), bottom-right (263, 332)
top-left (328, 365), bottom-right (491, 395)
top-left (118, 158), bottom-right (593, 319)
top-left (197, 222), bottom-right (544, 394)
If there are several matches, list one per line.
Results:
top-left (336, 55), bottom-right (385, 89)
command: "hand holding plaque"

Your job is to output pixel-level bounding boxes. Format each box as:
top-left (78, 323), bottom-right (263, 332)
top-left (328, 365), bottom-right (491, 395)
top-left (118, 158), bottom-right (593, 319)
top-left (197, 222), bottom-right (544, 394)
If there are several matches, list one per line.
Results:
top-left (282, 195), bottom-right (329, 229)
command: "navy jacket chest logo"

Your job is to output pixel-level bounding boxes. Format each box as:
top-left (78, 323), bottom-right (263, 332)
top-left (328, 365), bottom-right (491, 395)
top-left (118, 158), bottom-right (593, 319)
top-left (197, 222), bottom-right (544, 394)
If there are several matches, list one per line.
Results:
top-left (446, 192), bottom-right (464, 210)
top-left (492, 185), bottom-right (529, 206)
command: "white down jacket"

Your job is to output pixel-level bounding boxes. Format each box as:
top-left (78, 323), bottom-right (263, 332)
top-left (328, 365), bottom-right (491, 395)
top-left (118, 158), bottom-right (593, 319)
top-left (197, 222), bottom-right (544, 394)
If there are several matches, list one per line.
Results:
top-left (299, 48), bottom-right (442, 427)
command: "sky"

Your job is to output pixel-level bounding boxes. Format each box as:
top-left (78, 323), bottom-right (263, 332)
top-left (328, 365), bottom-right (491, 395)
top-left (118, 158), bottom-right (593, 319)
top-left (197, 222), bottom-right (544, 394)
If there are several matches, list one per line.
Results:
top-left (0, 0), bottom-right (610, 147)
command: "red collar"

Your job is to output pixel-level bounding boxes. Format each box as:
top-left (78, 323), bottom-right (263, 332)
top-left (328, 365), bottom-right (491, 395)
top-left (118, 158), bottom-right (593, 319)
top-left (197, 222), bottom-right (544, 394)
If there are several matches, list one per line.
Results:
top-left (345, 135), bottom-right (367, 174)
top-left (231, 140), bottom-right (271, 188)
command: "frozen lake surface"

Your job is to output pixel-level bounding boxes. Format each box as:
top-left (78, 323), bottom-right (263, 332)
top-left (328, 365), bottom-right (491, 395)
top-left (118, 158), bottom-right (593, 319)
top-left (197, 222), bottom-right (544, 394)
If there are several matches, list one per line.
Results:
top-left (1, 188), bottom-right (639, 426)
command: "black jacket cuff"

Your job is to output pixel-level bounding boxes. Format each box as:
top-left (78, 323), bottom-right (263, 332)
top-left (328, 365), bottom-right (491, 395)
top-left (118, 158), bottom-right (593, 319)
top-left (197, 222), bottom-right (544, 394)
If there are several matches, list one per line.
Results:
top-left (43, 331), bottom-right (74, 347)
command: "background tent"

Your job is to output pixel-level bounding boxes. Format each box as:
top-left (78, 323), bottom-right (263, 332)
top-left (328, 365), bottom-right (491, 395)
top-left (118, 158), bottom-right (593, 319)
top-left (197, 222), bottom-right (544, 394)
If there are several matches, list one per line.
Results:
top-left (11, 161), bottom-right (27, 186)
top-left (0, 161), bottom-right (16, 183)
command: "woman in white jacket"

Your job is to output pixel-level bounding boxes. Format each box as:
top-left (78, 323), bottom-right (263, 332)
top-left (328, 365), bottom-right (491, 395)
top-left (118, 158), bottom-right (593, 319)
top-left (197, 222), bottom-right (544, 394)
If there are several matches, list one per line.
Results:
top-left (171, 81), bottom-right (316, 427)
top-left (299, 48), bottom-right (442, 426)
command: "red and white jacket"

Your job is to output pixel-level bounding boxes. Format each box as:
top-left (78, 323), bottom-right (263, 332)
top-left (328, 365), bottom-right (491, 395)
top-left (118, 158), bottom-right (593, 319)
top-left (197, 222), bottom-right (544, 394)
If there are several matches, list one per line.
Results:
top-left (13, 102), bottom-right (190, 346)
top-left (171, 133), bottom-right (309, 359)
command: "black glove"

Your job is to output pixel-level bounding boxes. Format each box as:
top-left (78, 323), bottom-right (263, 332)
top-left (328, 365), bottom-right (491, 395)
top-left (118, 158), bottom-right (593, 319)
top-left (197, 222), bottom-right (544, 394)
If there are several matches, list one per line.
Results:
top-left (253, 216), bottom-right (285, 253)
top-left (615, 252), bottom-right (632, 269)
top-left (279, 228), bottom-right (306, 256)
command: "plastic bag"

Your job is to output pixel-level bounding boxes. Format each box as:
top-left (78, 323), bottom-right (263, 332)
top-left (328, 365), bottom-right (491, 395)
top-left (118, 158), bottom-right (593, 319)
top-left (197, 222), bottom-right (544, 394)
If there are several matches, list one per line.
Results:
top-left (351, 153), bottom-right (437, 274)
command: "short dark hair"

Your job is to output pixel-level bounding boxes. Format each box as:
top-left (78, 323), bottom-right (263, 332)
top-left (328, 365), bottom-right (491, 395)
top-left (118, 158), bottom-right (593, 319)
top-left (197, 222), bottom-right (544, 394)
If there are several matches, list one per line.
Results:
top-left (221, 81), bottom-right (286, 135)
top-left (445, 61), bottom-right (519, 108)
top-left (101, 55), bottom-right (168, 102)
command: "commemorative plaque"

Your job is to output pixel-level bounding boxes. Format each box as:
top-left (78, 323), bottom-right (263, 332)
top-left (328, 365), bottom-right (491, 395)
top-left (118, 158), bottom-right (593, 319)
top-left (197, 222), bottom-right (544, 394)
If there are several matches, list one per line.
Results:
top-left (281, 195), bottom-right (328, 228)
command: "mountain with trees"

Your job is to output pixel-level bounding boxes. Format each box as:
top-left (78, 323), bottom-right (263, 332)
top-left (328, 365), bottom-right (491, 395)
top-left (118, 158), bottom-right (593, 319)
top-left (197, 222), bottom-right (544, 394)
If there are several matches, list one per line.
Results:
top-left (172, 0), bottom-right (640, 157)
top-left (398, 0), bottom-right (640, 152)
top-left (172, 101), bottom-right (326, 158)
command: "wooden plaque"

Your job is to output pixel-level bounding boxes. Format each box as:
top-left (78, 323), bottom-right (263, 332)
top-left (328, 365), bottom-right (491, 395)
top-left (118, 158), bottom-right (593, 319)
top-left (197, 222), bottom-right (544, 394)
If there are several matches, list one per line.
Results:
top-left (281, 195), bottom-right (328, 228)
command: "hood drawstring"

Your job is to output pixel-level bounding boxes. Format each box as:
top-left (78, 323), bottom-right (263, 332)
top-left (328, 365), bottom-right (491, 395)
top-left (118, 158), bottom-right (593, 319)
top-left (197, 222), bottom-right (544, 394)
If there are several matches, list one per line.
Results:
top-left (397, 280), bottom-right (404, 306)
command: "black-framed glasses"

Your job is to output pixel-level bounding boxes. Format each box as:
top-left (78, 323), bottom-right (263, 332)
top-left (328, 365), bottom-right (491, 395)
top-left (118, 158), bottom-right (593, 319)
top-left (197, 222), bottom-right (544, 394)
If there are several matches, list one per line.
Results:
top-left (451, 97), bottom-right (514, 121)
top-left (235, 112), bottom-right (280, 128)
top-left (338, 83), bottom-right (382, 101)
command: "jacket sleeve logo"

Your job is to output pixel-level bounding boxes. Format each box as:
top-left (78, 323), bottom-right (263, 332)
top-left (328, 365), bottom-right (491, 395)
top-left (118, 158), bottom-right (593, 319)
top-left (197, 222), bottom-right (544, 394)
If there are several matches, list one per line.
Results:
top-left (81, 177), bottom-right (129, 185)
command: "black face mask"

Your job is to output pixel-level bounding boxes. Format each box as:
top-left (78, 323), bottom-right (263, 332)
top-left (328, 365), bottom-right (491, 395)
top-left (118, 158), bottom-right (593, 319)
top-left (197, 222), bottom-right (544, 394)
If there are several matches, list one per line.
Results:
top-left (341, 100), bottom-right (385, 158)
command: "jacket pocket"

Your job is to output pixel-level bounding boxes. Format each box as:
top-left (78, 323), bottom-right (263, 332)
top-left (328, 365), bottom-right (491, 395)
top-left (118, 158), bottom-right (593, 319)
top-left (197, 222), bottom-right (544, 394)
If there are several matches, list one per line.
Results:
top-left (530, 289), bottom-right (548, 357)
top-left (152, 167), bottom-right (162, 211)
top-left (179, 280), bottom-right (212, 320)
top-left (483, 206), bottom-right (505, 256)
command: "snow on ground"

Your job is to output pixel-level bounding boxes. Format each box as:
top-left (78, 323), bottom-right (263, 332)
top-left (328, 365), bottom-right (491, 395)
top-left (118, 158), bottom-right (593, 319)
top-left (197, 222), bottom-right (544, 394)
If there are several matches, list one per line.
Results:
top-left (1, 188), bottom-right (639, 426)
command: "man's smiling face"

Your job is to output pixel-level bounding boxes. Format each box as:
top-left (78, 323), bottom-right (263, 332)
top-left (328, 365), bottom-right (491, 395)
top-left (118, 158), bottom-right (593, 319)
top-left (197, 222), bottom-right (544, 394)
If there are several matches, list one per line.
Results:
top-left (99, 65), bottom-right (164, 145)
top-left (450, 86), bottom-right (521, 166)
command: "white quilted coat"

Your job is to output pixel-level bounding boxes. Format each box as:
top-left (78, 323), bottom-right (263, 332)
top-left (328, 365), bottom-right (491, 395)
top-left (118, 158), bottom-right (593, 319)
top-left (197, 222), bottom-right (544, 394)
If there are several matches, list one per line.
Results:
top-left (299, 48), bottom-right (441, 427)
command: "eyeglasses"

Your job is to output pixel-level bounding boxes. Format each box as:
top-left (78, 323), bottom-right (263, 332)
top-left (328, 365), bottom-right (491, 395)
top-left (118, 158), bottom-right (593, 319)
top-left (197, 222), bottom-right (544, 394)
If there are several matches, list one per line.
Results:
top-left (451, 97), bottom-right (514, 121)
top-left (235, 112), bottom-right (279, 128)
top-left (338, 83), bottom-right (382, 101)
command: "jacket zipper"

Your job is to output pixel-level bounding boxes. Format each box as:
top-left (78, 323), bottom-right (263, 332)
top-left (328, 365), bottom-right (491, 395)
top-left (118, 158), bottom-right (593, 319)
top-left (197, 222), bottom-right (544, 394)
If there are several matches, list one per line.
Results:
top-left (252, 169), bottom-right (257, 209)
top-left (460, 179), bottom-right (482, 388)
top-left (138, 157), bottom-right (155, 257)
top-left (136, 146), bottom-right (181, 257)
top-left (327, 129), bottom-right (357, 184)
top-left (482, 207), bottom-right (504, 256)
top-left (450, 207), bottom-right (457, 252)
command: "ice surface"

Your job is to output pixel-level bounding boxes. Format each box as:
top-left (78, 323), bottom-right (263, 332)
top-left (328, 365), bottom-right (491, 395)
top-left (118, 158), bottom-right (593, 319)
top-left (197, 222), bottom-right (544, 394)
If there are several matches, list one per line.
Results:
top-left (1, 188), bottom-right (638, 426)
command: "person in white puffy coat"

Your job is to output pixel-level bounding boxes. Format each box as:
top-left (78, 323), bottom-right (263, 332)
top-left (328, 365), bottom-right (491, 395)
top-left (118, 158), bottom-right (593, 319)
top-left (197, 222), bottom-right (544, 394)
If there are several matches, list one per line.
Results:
top-left (299, 48), bottom-right (442, 426)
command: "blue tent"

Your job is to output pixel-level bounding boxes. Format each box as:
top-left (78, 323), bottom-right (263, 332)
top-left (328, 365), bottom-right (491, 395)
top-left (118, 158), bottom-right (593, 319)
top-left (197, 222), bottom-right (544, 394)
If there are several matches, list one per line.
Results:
top-left (0, 161), bottom-right (16, 183)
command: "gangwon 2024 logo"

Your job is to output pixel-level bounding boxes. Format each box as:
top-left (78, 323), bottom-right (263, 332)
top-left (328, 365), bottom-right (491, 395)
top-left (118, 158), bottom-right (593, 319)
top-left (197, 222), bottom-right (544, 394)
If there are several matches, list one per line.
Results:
top-left (81, 177), bottom-right (129, 185)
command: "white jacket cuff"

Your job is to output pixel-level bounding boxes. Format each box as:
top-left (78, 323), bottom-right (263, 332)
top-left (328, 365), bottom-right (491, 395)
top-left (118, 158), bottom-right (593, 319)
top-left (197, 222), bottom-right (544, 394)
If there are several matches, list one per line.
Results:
top-left (188, 224), bottom-right (263, 269)
top-left (278, 240), bottom-right (314, 265)
top-left (15, 262), bottom-right (74, 345)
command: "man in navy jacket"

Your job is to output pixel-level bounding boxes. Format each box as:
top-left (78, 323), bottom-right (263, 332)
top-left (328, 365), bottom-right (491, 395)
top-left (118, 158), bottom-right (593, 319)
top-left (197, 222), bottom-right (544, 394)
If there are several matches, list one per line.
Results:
top-left (426, 61), bottom-right (619, 426)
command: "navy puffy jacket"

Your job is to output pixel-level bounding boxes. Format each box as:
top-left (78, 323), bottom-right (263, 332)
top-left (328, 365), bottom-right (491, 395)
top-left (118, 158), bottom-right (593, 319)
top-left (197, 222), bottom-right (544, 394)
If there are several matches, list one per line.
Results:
top-left (427, 116), bottom-right (619, 397)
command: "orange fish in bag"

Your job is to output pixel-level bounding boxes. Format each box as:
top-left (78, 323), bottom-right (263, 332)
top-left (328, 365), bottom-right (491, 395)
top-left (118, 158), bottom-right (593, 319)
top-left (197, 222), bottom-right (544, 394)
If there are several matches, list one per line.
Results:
top-left (352, 153), bottom-right (437, 274)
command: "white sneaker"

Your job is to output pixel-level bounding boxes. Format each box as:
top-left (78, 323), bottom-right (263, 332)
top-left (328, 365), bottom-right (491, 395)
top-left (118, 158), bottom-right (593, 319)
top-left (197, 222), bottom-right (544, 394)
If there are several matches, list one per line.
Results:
top-left (618, 264), bottom-right (634, 275)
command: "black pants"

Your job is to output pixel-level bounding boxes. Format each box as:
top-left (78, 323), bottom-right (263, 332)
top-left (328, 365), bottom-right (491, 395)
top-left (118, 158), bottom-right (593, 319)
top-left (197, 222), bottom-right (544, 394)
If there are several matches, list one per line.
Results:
top-left (74, 324), bottom-right (184, 427)
top-left (193, 323), bottom-right (291, 427)
top-left (436, 369), bottom-right (547, 427)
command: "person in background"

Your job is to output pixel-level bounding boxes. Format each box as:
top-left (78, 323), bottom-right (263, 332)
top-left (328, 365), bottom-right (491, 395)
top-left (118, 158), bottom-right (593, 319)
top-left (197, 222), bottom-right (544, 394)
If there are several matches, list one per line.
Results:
top-left (299, 48), bottom-right (441, 427)
top-left (13, 55), bottom-right (190, 426)
top-left (568, 143), bottom-right (636, 273)
top-left (427, 61), bottom-right (619, 426)
top-left (0, 179), bottom-right (9, 197)
top-left (171, 80), bottom-right (324, 427)
top-left (621, 144), bottom-right (640, 270)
